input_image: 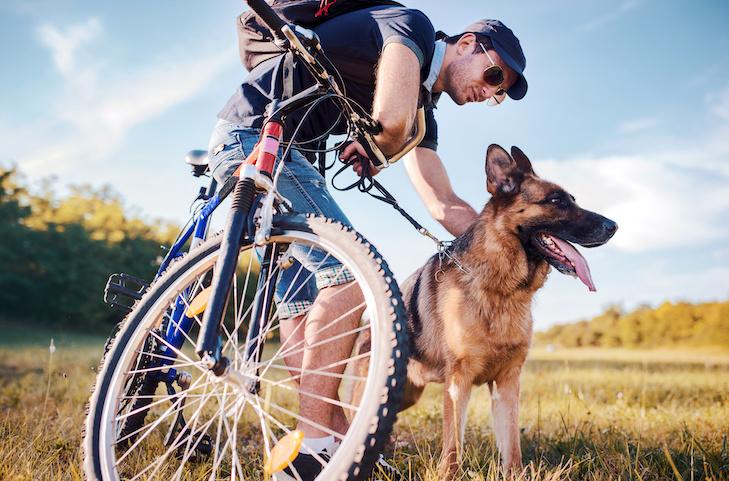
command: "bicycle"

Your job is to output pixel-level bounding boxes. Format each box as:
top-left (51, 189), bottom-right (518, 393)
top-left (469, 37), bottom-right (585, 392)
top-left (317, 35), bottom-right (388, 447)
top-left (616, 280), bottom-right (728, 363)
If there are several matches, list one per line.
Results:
top-left (83, 1), bottom-right (427, 479)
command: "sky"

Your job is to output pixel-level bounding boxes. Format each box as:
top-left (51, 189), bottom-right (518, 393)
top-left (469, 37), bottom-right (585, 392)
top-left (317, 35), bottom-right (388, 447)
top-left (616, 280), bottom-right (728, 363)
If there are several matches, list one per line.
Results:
top-left (2, 0), bottom-right (729, 330)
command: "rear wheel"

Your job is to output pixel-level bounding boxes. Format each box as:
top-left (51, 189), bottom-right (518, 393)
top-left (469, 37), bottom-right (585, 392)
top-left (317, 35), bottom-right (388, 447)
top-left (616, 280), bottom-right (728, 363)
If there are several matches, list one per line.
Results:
top-left (84, 214), bottom-right (408, 481)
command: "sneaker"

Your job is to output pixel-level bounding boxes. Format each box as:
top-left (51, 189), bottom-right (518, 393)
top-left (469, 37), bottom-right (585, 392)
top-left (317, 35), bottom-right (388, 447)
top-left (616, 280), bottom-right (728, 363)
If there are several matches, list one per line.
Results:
top-left (273, 450), bottom-right (401, 481)
top-left (273, 450), bottom-right (331, 481)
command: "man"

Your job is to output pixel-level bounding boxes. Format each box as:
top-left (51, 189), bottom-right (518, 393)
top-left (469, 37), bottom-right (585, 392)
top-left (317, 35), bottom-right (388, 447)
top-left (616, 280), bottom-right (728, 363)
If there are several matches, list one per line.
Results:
top-left (207, 6), bottom-right (527, 479)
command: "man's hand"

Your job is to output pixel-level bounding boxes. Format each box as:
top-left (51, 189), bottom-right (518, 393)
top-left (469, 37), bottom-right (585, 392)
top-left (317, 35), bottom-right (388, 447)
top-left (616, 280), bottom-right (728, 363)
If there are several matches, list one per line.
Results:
top-left (339, 141), bottom-right (382, 177)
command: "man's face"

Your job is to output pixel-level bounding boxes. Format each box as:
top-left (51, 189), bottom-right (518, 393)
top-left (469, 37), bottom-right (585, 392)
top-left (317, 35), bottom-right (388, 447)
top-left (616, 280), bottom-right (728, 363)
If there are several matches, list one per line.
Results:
top-left (444, 34), bottom-right (518, 106)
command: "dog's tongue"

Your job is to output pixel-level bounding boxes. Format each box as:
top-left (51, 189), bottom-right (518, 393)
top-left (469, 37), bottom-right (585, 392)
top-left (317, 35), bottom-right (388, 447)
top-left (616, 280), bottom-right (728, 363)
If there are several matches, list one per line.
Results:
top-left (550, 236), bottom-right (596, 292)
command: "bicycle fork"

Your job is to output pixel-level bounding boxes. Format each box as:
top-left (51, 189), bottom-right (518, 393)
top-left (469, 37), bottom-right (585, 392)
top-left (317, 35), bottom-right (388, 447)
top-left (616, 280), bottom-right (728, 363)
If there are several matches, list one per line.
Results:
top-left (195, 116), bottom-right (284, 383)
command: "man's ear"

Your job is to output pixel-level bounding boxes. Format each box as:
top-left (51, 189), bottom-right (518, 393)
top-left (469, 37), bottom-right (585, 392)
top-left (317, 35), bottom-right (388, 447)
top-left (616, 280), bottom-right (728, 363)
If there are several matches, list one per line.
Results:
top-left (485, 144), bottom-right (524, 196)
top-left (456, 32), bottom-right (477, 56)
top-left (510, 146), bottom-right (535, 176)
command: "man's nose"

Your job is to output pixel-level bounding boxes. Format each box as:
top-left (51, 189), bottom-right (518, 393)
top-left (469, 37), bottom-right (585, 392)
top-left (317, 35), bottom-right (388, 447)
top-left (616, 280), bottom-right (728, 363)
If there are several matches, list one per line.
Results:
top-left (482, 84), bottom-right (498, 99)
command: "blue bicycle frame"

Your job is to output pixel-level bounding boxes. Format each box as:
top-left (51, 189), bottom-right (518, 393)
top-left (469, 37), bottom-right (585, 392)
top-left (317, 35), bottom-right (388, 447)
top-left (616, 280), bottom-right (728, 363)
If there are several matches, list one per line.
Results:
top-left (149, 176), bottom-right (226, 385)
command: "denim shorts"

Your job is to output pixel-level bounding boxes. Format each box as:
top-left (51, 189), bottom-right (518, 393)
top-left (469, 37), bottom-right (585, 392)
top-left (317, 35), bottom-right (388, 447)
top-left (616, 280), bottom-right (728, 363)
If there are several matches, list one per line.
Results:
top-left (207, 118), bottom-right (354, 320)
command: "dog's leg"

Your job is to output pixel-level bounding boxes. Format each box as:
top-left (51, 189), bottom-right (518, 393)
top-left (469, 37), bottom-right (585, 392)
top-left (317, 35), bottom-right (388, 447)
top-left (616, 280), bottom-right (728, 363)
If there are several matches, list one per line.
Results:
top-left (438, 371), bottom-right (473, 479)
top-left (347, 331), bottom-right (372, 420)
top-left (399, 377), bottom-right (425, 412)
top-left (490, 368), bottom-right (523, 473)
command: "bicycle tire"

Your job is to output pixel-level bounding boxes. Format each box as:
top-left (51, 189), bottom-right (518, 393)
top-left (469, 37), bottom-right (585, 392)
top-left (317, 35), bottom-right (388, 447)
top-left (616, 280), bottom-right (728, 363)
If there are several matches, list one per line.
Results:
top-left (84, 214), bottom-right (408, 481)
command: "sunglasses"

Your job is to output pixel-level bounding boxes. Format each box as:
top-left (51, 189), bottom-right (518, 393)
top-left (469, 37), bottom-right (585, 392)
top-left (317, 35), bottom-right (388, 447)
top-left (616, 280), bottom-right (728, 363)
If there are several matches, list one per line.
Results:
top-left (478, 42), bottom-right (507, 106)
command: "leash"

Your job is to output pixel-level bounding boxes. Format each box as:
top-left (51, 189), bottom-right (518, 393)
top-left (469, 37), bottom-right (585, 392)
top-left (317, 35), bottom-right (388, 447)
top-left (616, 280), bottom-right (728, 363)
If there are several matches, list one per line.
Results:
top-left (331, 145), bottom-right (471, 276)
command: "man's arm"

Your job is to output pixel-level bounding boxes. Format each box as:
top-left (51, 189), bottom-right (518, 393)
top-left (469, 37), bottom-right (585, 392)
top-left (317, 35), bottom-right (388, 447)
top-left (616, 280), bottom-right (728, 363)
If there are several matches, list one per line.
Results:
top-left (371, 43), bottom-right (421, 155)
top-left (404, 147), bottom-right (478, 237)
top-left (340, 42), bottom-right (420, 164)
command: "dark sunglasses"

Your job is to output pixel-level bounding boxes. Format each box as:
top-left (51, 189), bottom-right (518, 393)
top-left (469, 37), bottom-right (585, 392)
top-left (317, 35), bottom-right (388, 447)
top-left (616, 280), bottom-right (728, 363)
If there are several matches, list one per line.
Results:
top-left (478, 42), bottom-right (507, 106)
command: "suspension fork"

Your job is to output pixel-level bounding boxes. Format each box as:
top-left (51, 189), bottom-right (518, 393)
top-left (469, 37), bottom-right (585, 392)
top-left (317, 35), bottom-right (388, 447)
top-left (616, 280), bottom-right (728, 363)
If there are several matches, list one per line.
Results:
top-left (243, 242), bottom-right (282, 392)
top-left (196, 114), bottom-right (284, 374)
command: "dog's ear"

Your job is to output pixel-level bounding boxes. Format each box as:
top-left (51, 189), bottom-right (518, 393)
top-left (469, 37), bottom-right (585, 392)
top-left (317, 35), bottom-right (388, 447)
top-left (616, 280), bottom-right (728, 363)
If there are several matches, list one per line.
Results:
top-left (510, 146), bottom-right (535, 176)
top-left (485, 144), bottom-right (524, 196)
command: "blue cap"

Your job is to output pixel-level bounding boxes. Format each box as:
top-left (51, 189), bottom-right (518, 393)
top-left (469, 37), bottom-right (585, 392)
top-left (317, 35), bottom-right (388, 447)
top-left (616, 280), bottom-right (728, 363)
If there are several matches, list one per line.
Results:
top-left (462, 19), bottom-right (527, 100)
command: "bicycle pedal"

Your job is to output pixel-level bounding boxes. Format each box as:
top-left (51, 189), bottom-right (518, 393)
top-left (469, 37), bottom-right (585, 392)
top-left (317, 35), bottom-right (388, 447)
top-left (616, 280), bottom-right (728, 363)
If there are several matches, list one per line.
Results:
top-left (174, 429), bottom-right (213, 461)
top-left (104, 273), bottom-right (150, 312)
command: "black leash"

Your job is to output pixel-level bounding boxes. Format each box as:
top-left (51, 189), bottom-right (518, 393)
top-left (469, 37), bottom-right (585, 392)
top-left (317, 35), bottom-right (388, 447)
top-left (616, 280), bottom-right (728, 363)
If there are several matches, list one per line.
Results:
top-left (331, 149), bottom-right (436, 240)
top-left (330, 144), bottom-right (471, 274)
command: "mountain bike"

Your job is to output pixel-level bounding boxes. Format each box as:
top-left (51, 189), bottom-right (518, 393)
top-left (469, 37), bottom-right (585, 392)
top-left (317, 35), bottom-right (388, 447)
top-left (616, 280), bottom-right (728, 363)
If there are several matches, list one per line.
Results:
top-left (83, 1), bottom-right (426, 479)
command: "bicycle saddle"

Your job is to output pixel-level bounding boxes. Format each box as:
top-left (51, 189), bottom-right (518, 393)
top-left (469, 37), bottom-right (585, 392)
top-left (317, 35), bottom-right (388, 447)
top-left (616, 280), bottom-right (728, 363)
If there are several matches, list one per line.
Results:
top-left (185, 150), bottom-right (209, 177)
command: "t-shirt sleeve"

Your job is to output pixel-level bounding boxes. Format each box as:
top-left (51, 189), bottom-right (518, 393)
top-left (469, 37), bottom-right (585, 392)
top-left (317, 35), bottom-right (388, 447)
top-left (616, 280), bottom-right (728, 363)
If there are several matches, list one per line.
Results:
top-left (378, 9), bottom-right (435, 69)
top-left (417, 106), bottom-right (438, 151)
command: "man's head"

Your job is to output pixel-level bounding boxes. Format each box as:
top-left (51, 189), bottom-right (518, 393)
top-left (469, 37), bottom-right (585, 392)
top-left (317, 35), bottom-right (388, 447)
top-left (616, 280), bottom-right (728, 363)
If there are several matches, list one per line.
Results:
top-left (437, 19), bottom-right (527, 106)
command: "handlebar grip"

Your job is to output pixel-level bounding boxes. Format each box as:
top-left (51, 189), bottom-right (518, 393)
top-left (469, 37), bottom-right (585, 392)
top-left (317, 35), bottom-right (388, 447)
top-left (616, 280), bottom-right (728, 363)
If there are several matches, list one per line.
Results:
top-left (246, 0), bottom-right (289, 39)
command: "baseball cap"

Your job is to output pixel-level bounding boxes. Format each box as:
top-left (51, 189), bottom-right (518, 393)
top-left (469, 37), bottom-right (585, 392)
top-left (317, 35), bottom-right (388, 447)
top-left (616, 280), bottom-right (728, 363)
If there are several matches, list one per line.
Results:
top-left (461, 19), bottom-right (528, 100)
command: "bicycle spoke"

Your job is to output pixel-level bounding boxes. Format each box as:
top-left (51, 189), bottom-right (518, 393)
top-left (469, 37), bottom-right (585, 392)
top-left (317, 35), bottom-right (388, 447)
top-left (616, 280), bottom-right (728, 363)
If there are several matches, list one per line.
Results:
top-left (257, 374), bottom-right (360, 412)
top-left (124, 359), bottom-right (202, 376)
top-left (207, 384), bottom-right (233, 480)
top-left (139, 350), bottom-right (208, 371)
top-left (257, 358), bottom-right (368, 386)
top-left (227, 243), bottom-right (319, 357)
top-left (114, 373), bottom-right (211, 446)
top-left (249, 391), bottom-right (313, 481)
top-left (114, 376), bottom-right (211, 423)
top-left (261, 396), bottom-right (344, 441)
top-left (131, 374), bottom-right (238, 481)
top-left (148, 329), bottom-right (199, 366)
top-left (169, 385), bottom-right (219, 481)
top-left (258, 303), bottom-right (367, 381)
top-left (218, 389), bottom-right (245, 479)
top-left (263, 266), bottom-right (359, 362)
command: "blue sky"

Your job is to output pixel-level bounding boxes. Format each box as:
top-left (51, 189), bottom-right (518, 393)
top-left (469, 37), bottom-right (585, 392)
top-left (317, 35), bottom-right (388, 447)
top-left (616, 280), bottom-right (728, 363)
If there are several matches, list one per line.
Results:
top-left (2, 0), bottom-right (729, 329)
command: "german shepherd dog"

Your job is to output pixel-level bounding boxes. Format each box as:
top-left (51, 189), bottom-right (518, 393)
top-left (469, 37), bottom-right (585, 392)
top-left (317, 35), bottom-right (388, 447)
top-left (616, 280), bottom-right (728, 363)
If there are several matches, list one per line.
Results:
top-left (353, 144), bottom-right (617, 478)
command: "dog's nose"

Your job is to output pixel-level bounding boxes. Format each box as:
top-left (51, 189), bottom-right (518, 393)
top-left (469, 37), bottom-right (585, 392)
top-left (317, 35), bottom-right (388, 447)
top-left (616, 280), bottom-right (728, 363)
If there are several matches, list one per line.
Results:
top-left (604, 219), bottom-right (618, 238)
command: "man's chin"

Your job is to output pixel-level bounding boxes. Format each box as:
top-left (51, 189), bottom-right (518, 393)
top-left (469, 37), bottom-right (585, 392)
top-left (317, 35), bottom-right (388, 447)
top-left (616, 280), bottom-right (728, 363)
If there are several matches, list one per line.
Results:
top-left (447, 92), bottom-right (467, 105)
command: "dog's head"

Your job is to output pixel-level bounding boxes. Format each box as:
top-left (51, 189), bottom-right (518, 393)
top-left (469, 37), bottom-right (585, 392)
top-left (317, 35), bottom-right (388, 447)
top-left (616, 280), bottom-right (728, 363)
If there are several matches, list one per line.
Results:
top-left (484, 144), bottom-right (617, 291)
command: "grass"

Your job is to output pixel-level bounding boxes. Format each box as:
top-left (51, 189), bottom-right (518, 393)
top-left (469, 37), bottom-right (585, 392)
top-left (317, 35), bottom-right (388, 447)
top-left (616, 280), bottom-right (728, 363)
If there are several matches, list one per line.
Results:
top-left (1, 331), bottom-right (728, 480)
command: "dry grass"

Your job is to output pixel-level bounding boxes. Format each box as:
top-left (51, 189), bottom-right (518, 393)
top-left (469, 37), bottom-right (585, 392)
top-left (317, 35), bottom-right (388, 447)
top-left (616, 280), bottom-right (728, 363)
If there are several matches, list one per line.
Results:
top-left (1, 331), bottom-right (728, 480)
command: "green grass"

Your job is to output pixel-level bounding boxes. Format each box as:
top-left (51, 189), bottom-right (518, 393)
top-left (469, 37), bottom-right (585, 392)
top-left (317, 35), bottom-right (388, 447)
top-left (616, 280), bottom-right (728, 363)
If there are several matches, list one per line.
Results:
top-left (1, 332), bottom-right (728, 480)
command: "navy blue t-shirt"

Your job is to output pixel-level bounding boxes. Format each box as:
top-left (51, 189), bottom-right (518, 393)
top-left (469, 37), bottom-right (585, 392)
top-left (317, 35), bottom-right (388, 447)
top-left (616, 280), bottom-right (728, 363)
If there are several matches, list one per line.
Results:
top-left (218, 6), bottom-right (439, 151)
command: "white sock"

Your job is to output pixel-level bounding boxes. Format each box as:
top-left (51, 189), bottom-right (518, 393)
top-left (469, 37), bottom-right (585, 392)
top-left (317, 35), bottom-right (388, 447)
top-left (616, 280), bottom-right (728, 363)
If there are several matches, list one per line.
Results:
top-left (301, 435), bottom-right (336, 454)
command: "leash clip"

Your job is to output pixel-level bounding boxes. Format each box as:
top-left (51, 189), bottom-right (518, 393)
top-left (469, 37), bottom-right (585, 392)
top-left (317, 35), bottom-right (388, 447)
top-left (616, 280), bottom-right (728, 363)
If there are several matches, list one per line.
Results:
top-left (437, 241), bottom-right (471, 274)
top-left (433, 239), bottom-right (471, 281)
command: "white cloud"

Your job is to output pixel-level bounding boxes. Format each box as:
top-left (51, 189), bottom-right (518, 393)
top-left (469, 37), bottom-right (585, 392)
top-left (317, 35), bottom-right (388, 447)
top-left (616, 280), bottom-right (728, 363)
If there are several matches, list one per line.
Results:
top-left (706, 83), bottom-right (729, 121)
top-left (576, 0), bottom-right (645, 33)
top-left (537, 152), bottom-right (729, 253)
top-left (617, 117), bottom-right (659, 134)
top-left (36, 18), bottom-right (101, 76)
top-left (19, 18), bottom-right (237, 177)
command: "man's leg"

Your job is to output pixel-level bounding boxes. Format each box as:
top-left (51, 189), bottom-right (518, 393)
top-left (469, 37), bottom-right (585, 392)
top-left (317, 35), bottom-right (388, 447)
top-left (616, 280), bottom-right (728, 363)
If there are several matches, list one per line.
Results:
top-left (266, 150), bottom-right (362, 440)
top-left (294, 281), bottom-right (364, 437)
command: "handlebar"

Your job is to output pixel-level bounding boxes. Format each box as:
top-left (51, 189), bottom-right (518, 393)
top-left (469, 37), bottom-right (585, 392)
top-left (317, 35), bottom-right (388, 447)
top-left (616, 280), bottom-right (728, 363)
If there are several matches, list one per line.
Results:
top-left (246, 0), bottom-right (289, 41)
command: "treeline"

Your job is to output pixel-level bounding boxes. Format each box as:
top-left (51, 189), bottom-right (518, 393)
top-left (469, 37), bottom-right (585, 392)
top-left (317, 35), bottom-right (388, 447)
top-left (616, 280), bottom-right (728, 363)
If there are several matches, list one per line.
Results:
top-left (0, 167), bottom-right (179, 331)
top-left (535, 300), bottom-right (729, 349)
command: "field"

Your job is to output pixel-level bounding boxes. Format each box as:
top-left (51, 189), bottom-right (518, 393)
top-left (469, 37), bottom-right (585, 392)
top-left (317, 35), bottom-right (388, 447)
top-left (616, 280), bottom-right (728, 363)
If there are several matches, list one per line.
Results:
top-left (1, 323), bottom-right (728, 481)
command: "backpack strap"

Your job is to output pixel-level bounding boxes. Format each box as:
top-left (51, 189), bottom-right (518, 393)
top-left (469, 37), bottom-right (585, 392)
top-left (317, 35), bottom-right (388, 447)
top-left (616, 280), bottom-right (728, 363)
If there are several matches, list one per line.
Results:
top-left (282, 52), bottom-right (295, 99)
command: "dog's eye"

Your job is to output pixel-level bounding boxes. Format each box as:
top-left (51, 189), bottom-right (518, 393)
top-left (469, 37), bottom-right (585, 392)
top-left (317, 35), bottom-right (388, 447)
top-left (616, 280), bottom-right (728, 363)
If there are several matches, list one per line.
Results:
top-left (540, 192), bottom-right (569, 206)
top-left (545, 193), bottom-right (569, 208)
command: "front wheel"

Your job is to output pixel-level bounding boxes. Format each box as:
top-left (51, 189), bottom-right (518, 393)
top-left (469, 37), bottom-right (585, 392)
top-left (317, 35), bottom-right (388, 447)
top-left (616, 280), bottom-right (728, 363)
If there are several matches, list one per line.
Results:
top-left (84, 214), bottom-right (408, 481)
